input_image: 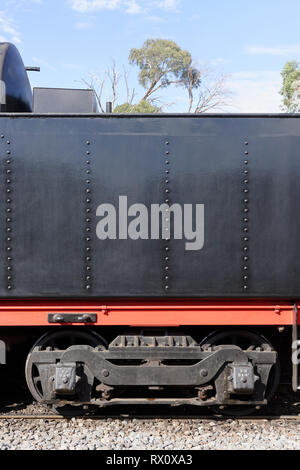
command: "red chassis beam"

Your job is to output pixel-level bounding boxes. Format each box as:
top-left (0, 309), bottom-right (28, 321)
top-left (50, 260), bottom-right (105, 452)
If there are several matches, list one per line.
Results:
top-left (0, 300), bottom-right (297, 327)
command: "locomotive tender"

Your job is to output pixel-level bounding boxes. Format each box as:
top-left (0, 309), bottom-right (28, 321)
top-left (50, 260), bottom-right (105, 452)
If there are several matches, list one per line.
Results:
top-left (0, 42), bottom-right (299, 415)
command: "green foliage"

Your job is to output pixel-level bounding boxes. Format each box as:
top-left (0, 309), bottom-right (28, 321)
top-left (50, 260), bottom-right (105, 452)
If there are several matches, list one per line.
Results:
top-left (280, 61), bottom-right (300, 112)
top-left (114, 100), bottom-right (160, 114)
top-left (129, 39), bottom-right (195, 100)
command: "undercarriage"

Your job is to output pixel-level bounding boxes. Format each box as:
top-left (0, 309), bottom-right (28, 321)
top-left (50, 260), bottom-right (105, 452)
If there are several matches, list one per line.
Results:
top-left (24, 329), bottom-right (280, 415)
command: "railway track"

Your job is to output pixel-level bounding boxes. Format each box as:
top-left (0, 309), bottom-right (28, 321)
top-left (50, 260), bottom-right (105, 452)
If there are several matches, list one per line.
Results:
top-left (0, 414), bottom-right (300, 420)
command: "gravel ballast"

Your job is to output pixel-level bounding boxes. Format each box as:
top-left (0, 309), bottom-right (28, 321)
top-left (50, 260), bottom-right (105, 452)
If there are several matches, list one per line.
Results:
top-left (0, 417), bottom-right (299, 450)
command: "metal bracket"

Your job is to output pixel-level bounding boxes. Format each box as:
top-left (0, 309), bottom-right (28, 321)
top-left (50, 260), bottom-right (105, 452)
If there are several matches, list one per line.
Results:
top-left (48, 313), bottom-right (97, 323)
top-left (292, 303), bottom-right (299, 392)
top-left (0, 340), bottom-right (6, 364)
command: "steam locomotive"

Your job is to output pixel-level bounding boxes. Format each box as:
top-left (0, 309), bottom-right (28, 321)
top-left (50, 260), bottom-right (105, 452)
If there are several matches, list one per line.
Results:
top-left (0, 42), bottom-right (299, 415)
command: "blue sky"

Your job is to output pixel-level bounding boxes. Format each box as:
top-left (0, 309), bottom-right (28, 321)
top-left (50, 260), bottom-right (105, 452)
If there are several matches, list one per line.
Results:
top-left (1, 0), bottom-right (300, 112)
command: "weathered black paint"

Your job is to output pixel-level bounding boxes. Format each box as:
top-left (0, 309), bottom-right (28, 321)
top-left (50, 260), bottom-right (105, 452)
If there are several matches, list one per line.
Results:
top-left (0, 114), bottom-right (299, 299)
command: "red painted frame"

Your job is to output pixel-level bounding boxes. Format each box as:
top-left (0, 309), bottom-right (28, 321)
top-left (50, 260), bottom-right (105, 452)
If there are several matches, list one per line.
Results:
top-left (0, 300), bottom-right (296, 327)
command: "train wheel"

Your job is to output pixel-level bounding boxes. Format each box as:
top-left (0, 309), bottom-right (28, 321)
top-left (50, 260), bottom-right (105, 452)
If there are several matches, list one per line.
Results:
top-left (25, 329), bottom-right (107, 416)
top-left (200, 329), bottom-right (280, 417)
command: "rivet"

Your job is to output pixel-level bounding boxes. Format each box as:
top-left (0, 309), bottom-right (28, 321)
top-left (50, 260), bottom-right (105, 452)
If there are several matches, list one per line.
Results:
top-left (86, 257), bottom-right (91, 261)
top-left (6, 141), bottom-right (10, 145)
top-left (86, 189), bottom-right (91, 193)
top-left (7, 285), bottom-right (12, 290)
top-left (86, 218), bottom-right (91, 223)
top-left (86, 208), bottom-right (91, 213)
top-left (165, 189), bottom-right (169, 193)
top-left (7, 257), bottom-right (12, 261)
top-left (244, 266), bottom-right (248, 270)
top-left (165, 257), bottom-right (169, 261)
top-left (6, 179), bottom-right (11, 184)
top-left (245, 141), bottom-right (248, 145)
top-left (165, 141), bottom-right (169, 145)
top-left (7, 266), bottom-right (12, 271)
top-left (6, 199), bottom-right (11, 203)
top-left (7, 276), bottom-right (11, 281)
top-left (165, 151), bottom-right (169, 155)
top-left (244, 170), bottom-right (248, 174)
top-left (0, 135), bottom-right (4, 139)
top-left (244, 208), bottom-right (249, 213)
top-left (86, 266), bottom-right (91, 271)
top-left (6, 189), bottom-right (11, 193)
top-left (6, 218), bottom-right (11, 222)
top-left (86, 275), bottom-right (91, 280)
top-left (165, 247), bottom-right (169, 251)
top-left (86, 151), bottom-right (90, 155)
top-left (86, 285), bottom-right (91, 290)
top-left (86, 161), bottom-right (90, 164)
top-left (243, 228), bottom-right (248, 232)
top-left (6, 170), bottom-right (11, 174)
top-left (6, 209), bottom-right (11, 213)
top-left (165, 160), bottom-right (170, 164)
top-left (244, 199), bottom-right (249, 203)
top-left (244, 189), bottom-right (249, 193)
top-left (243, 285), bottom-right (248, 290)
top-left (86, 247), bottom-right (91, 252)
top-left (6, 150), bottom-right (10, 155)
top-left (243, 179), bottom-right (249, 184)
top-left (6, 247), bottom-right (11, 251)
top-left (86, 227), bottom-right (91, 232)
top-left (165, 285), bottom-right (169, 290)
top-left (244, 218), bottom-right (249, 222)
top-left (86, 170), bottom-right (91, 174)
top-left (86, 237), bottom-right (91, 242)
top-left (86, 141), bottom-right (90, 145)
top-left (165, 180), bottom-right (169, 184)
top-left (165, 199), bottom-right (169, 203)
top-left (165, 170), bottom-right (169, 174)
top-left (86, 198), bottom-right (91, 203)
top-left (244, 160), bottom-right (248, 164)
top-left (6, 237), bottom-right (11, 242)
top-left (244, 256), bottom-right (248, 261)
top-left (6, 160), bottom-right (11, 164)
top-left (86, 180), bottom-right (91, 184)
top-left (165, 276), bottom-right (169, 280)
top-left (244, 247), bottom-right (248, 251)
top-left (244, 151), bottom-right (248, 155)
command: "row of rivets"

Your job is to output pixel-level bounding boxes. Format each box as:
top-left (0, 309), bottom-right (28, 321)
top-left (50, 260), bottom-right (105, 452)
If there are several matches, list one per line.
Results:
top-left (1, 134), bottom-right (13, 291)
top-left (164, 140), bottom-right (170, 292)
top-left (242, 140), bottom-right (249, 291)
top-left (85, 140), bottom-right (92, 291)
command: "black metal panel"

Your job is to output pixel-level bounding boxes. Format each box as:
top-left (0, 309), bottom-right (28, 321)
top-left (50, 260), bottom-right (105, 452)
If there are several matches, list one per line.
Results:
top-left (0, 115), bottom-right (300, 299)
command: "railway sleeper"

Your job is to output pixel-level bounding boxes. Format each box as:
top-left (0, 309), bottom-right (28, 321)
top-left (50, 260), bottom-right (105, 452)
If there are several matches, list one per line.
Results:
top-left (25, 335), bottom-right (277, 408)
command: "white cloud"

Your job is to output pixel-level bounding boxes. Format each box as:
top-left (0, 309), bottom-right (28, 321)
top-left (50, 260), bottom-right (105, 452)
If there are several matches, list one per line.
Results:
top-left (246, 45), bottom-right (300, 57)
top-left (70, 0), bottom-right (121, 12)
top-left (125, 0), bottom-right (142, 14)
top-left (227, 70), bottom-right (282, 113)
top-left (154, 0), bottom-right (179, 10)
top-left (0, 11), bottom-right (21, 44)
top-left (68, 0), bottom-right (179, 14)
